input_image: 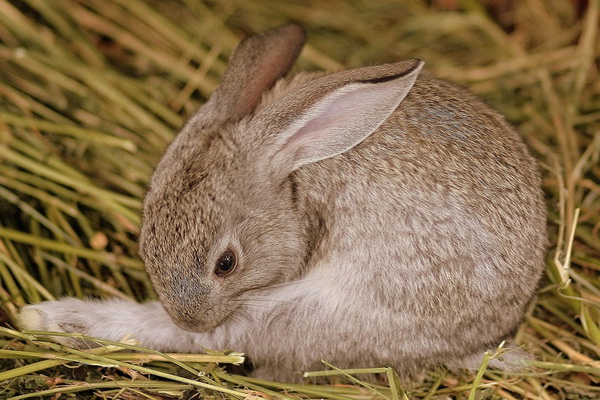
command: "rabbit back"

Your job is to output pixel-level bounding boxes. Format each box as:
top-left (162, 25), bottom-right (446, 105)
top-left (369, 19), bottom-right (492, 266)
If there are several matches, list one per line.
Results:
top-left (269, 72), bottom-right (547, 373)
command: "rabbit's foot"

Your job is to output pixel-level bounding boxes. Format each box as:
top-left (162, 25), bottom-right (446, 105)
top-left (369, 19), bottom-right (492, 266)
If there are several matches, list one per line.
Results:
top-left (19, 298), bottom-right (110, 348)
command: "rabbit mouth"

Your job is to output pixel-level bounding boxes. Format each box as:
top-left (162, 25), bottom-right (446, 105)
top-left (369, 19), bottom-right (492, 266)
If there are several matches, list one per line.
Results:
top-left (167, 304), bottom-right (234, 333)
top-left (171, 314), bottom-right (221, 333)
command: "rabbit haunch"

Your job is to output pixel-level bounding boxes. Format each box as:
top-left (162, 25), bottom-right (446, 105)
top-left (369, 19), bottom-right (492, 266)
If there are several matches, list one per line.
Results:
top-left (18, 24), bottom-right (546, 382)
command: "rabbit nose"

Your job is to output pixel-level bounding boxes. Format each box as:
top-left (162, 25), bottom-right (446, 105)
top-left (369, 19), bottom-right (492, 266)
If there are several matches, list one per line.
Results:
top-left (172, 277), bottom-right (209, 298)
top-left (172, 313), bottom-right (203, 331)
top-left (164, 299), bottom-right (207, 331)
top-left (170, 307), bottom-right (220, 333)
top-left (158, 279), bottom-right (212, 330)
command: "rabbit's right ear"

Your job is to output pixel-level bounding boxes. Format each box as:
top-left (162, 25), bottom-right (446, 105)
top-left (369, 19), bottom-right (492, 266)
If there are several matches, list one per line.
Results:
top-left (201, 24), bottom-right (306, 124)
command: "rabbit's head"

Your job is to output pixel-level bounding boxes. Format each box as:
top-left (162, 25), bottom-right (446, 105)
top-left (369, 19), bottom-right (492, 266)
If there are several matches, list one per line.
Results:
top-left (138, 24), bottom-right (423, 332)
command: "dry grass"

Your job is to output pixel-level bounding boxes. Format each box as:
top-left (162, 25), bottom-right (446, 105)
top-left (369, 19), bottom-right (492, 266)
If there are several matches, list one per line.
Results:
top-left (1, 0), bottom-right (599, 398)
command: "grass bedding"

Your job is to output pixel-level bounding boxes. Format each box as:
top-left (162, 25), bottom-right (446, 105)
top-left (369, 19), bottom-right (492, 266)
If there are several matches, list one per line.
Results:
top-left (0, 0), bottom-right (599, 398)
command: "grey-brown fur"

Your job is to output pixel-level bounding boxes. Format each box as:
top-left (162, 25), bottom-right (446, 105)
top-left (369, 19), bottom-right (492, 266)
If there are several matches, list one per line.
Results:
top-left (19, 24), bottom-right (546, 382)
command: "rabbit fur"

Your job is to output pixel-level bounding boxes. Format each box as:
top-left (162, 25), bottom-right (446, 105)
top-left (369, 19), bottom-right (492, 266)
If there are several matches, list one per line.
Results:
top-left (19, 24), bottom-right (547, 381)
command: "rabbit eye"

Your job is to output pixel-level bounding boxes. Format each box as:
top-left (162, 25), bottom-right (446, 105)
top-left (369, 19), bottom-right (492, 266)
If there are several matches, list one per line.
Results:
top-left (214, 248), bottom-right (237, 277)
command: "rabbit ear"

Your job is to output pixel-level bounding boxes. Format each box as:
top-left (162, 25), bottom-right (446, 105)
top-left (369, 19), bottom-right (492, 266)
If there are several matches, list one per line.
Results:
top-left (203, 24), bottom-right (305, 123)
top-left (269, 60), bottom-right (424, 174)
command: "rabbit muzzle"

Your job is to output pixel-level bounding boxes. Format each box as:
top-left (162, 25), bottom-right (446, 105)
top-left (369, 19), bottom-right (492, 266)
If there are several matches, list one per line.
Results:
top-left (162, 300), bottom-right (228, 333)
top-left (153, 279), bottom-right (230, 333)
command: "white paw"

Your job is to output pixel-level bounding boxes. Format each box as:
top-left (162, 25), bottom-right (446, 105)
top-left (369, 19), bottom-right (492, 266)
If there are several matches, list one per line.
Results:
top-left (18, 298), bottom-right (99, 348)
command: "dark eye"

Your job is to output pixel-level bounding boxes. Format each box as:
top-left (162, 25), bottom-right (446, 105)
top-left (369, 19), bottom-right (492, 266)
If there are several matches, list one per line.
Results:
top-left (214, 248), bottom-right (237, 277)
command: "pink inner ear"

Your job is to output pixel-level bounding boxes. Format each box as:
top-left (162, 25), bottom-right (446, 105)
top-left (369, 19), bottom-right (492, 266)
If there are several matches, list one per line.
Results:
top-left (283, 83), bottom-right (400, 155)
top-left (277, 69), bottom-right (421, 172)
top-left (285, 99), bottom-right (346, 149)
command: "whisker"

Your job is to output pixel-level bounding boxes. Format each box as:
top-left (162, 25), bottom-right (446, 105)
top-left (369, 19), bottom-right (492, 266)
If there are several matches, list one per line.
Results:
top-left (231, 297), bottom-right (321, 311)
top-left (243, 276), bottom-right (324, 295)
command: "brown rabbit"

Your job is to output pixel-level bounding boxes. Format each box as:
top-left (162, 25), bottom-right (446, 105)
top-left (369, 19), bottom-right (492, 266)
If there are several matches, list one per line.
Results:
top-left (19, 24), bottom-right (547, 381)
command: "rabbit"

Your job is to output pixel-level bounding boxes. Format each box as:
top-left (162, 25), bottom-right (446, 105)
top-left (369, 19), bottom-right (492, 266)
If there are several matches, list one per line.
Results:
top-left (18, 24), bottom-right (547, 382)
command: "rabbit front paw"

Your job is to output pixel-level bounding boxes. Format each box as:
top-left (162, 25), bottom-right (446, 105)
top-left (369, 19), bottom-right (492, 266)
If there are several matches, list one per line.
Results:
top-left (18, 298), bottom-right (102, 348)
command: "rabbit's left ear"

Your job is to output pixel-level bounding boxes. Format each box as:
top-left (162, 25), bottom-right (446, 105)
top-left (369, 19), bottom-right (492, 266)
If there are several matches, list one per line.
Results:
top-left (266, 60), bottom-right (424, 174)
